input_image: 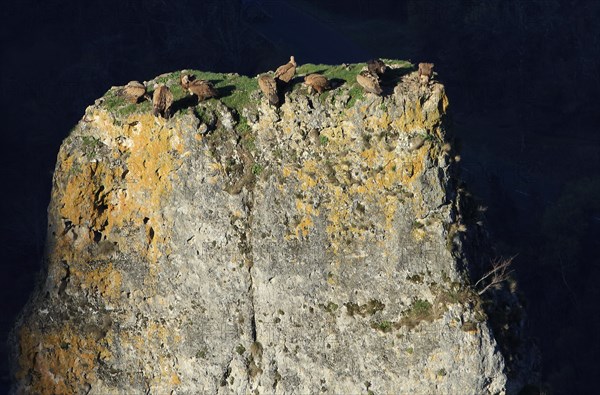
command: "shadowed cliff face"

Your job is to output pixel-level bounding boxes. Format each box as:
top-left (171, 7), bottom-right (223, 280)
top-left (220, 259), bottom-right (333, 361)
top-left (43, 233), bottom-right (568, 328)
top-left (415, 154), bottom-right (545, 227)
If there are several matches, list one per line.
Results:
top-left (10, 63), bottom-right (532, 394)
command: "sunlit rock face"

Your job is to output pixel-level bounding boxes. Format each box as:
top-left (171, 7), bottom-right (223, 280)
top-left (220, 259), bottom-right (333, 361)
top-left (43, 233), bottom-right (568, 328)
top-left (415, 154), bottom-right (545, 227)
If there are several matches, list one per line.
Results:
top-left (11, 62), bottom-right (515, 394)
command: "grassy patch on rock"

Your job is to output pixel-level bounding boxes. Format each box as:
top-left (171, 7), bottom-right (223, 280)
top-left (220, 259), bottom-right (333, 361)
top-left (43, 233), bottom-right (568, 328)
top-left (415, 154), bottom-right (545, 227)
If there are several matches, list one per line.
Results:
top-left (297, 60), bottom-right (413, 105)
top-left (344, 299), bottom-right (385, 317)
top-left (98, 60), bottom-right (413, 120)
top-left (99, 70), bottom-right (257, 121)
top-left (100, 88), bottom-right (152, 119)
top-left (398, 299), bottom-right (434, 329)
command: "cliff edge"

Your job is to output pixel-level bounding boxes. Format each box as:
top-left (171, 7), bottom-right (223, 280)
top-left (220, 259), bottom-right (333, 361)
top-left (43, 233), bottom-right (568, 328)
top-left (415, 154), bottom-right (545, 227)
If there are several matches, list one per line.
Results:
top-left (11, 61), bottom-right (528, 394)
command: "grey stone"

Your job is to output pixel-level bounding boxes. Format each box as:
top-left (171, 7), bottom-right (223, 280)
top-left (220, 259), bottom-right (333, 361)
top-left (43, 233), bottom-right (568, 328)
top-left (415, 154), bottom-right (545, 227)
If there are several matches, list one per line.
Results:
top-left (10, 67), bottom-right (530, 395)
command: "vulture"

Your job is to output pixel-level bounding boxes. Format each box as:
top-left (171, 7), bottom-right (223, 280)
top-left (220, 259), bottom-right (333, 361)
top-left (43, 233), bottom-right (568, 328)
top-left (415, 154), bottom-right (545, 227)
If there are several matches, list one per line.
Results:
top-left (274, 56), bottom-right (297, 83)
top-left (180, 74), bottom-right (218, 102)
top-left (304, 74), bottom-right (330, 94)
top-left (119, 81), bottom-right (147, 103)
top-left (367, 59), bottom-right (387, 77)
top-left (152, 84), bottom-right (174, 118)
top-left (257, 74), bottom-right (279, 106)
top-left (418, 63), bottom-right (434, 84)
top-left (356, 71), bottom-right (382, 95)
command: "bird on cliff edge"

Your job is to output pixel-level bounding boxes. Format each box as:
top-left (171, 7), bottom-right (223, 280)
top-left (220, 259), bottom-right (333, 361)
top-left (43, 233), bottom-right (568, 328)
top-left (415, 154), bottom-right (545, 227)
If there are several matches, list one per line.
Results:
top-left (119, 81), bottom-right (149, 104)
top-left (418, 63), bottom-right (434, 84)
top-left (274, 56), bottom-right (297, 84)
top-left (356, 70), bottom-right (382, 95)
top-left (367, 59), bottom-right (387, 77)
top-left (152, 84), bottom-right (174, 118)
top-left (180, 74), bottom-right (218, 102)
top-left (304, 74), bottom-right (330, 95)
top-left (257, 74), bottom-right (279, 106)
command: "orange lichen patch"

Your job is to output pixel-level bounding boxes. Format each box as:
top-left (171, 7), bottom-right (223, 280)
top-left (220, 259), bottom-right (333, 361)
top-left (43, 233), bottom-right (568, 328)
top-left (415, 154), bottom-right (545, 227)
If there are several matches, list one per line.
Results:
top-left (293, 199), bottom-right (319, 239)
top-left (282, 165), bottom-right (294, 178)
top-left (17, 325), bottom-right (108, 395)
top-left (287, 142), bottom-right (399, 253)
top-left (392, 89), bottom-right (449, 133)
top-left (393, 100), bottom-right (426, 132)
top-left (379, 194), bottom-right (399, 230)
top-left (282, 87), bottom-right (447, 255)
top-left (359, 147), bottom-right (379, 168)
top-left (399, 143), bottom-right (429, 185)
top-left (123, 114), bottom-right (180, 200)
top-left (58, 161), bottom-right (120, 231)
top-left (54, 110), bottom-right (184, 274)
top-left (365, 111), bottom-right (391, 131)
top-left (70, 262), bottom-right (123, 302)
top-left (325, 189), bottom-right (356, 254)
top-left (171, 371), bottom-right (182, 385)
top-left (412, 227), bottom-right (427, 242)
top-left (149, 357), bottom-right (182, 390)
top-left (296, 162), bottom-right (318, 190)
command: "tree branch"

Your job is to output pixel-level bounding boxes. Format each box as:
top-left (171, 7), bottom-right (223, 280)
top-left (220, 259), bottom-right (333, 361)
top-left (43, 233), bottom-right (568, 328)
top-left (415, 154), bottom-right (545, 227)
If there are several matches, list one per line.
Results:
top-left (475, 255), bottom-right (517, 295)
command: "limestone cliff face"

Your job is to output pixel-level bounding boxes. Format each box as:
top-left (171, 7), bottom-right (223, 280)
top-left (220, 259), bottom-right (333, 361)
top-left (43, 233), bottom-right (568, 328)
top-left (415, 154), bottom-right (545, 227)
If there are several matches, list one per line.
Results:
top-left (12, 62), bottom-right (517, 394)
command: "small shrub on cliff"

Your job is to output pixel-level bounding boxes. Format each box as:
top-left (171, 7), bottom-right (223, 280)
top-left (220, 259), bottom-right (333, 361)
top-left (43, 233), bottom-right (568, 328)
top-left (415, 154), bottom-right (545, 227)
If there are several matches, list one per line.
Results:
top-left (398, 299), bottom-right (434, 329)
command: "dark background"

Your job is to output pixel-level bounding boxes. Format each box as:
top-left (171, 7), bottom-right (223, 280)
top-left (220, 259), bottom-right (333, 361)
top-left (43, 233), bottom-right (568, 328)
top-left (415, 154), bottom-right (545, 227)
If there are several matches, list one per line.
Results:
top-left (1, 0), bottom-right (599, 393)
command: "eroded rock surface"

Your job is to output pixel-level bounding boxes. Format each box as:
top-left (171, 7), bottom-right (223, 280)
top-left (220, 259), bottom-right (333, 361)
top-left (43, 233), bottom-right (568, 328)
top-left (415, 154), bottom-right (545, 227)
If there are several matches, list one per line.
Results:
top-left (11, 62), bottom-right (517, 394)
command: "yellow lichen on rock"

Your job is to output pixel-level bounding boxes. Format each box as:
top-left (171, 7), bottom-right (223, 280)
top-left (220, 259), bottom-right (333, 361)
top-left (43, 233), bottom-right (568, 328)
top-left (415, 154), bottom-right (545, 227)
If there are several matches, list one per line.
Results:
top-left (296, 160), bottom-right (319, 190)
top-left (70, 262), bottom-right (123, 303)
top-left (294, 199), bottom-right (318, 238)
top-left (282, 108), bottom-right (434, 254)
top-left (55, 111), bottom-right (184, 270)
top-left (365, 111), bottom-right (391, 131)
top-left (17, 325), bottom-right (109, 395)
top-left (15, 107), bottom-right (190, 393)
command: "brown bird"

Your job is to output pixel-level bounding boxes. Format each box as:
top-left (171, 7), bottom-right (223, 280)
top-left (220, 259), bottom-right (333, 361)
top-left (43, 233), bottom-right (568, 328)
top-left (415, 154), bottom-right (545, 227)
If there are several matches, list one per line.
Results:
top-left (152, 84), bottom-right (173, 118)
top-left (304, 74), bottom-right (330, 94)
top-left (356, 71), bottom-right (382, 95)
top-left (274, 56), bottom-right (297, 83)
top-left (257, 74), bottom-right (279, 106)
top-left (180, 74), bottom-right (218, 102)
top-left (367, 59), bottom-right (387, 77)
top-left (418, 63), bottom-right (434, 84)
top-left (119, 81), bottom-right (148, 103)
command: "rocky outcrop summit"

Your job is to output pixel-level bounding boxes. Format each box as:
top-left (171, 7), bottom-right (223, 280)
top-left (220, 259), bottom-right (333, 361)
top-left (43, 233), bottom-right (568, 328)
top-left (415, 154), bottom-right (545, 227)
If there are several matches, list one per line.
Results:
top-left (11, 61), bottom-right (531, 394)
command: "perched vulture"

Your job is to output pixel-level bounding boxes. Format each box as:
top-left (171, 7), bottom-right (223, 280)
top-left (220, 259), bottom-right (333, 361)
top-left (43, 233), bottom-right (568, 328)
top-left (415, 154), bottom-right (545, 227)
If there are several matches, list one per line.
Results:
top-left (119, 81), bottom-right (147, 103)
top-left (367, 59), bottom-right (387, 76)
top-left (274, 56), bottom-right (297, 83)
top-left (152, 84), bottom-right (173, 118)
top-left (304, 74), bottom-right (330, 94)
top-left (180, 74), bottom-right (218, 102)
top-left (418, 63), bottom-right (434, 84)
top-left (257, 74), bottom-right (279, 106)
top-left (356, 71), bottom-right (382, 95)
